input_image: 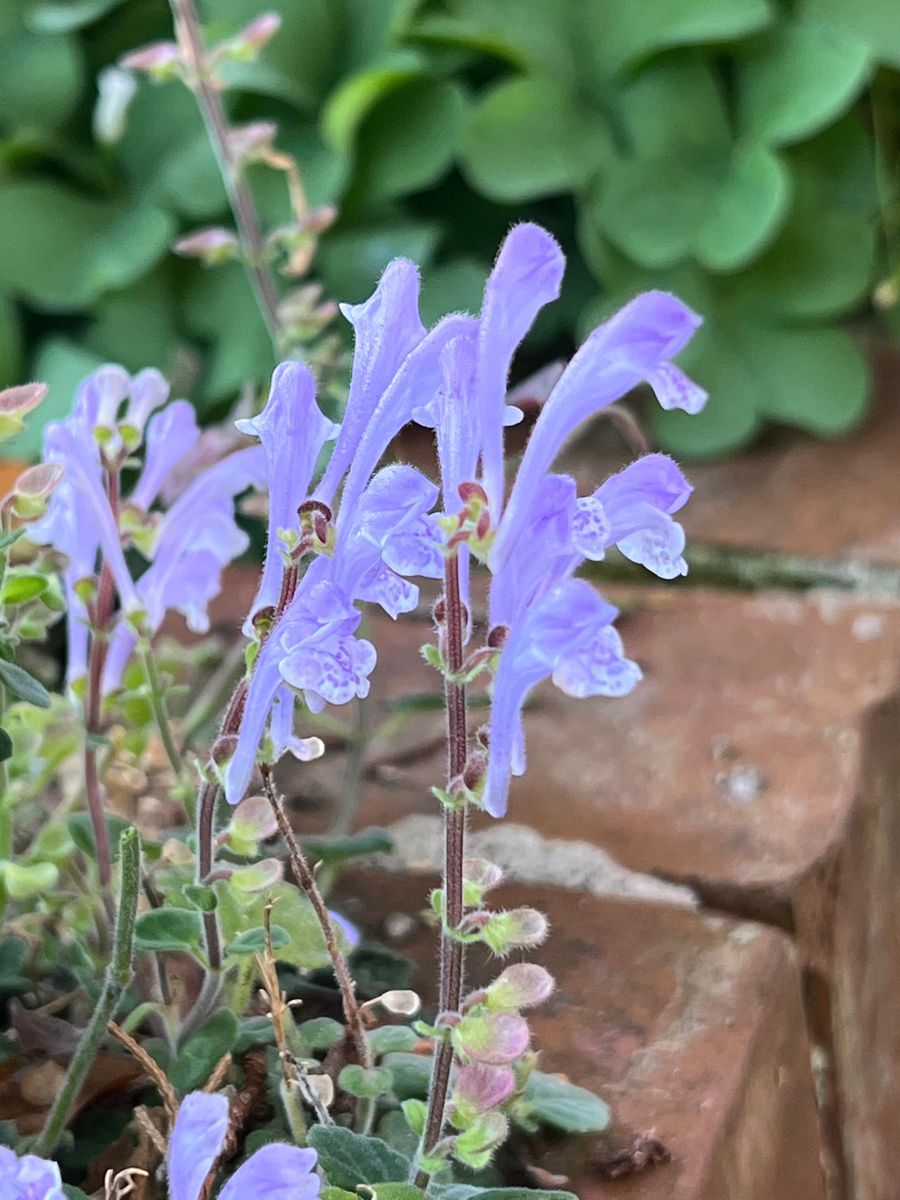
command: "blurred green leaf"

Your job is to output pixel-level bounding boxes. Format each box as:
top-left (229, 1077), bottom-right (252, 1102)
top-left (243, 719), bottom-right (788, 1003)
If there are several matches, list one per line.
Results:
top-left (348, 78), bottom-right (466, 205)
top-left (23, 0), bottom-right (127, 33)
top-left (181, 261), bottom-right (272, 403)
top-left (67, 812), bottom-right (135, 861)
top-left (227, 924), bottom-right (290, 956)
top-left (460, 77), bottom-right (612, 202)
top-left (0, 658), bottom-right (50, 707)
top-left (585, 0), bottom-right (773, 76)
top-left (317, 220), bottom-right (441, 304)
top-left (212, 0), bottom-right (346, 111)
top-left (0, 295), bottom-right (22, 390)
top-left (799, 0), bottom-right (900, 68)
top-left (518, 1071), bottom-right (611, 1134)
top-left (214, 880), bottom-right (332, 970)
top-left (418, 256), bottom-right (487, 325)
top-left (0, 25), bottom-right (83, 132)
top-left (738, 21), bottom-right (869, 146)
top-left (597, 142), bottom-right (790, 271)
top-left (322, 53), bottom-right (426, 151)
top-left (0, 182), bottom-right (174, 310)
top-left (6, 338), bottom-right (103, 460)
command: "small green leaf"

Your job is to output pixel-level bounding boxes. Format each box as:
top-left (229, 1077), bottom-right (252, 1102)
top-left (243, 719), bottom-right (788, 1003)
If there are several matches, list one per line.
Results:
top-left (338, 1063), bottom-right (394, 1099)
top-left (67, 813), bottom-right (134, 862)
top-left (170, 1010), bottom-right (238, 1094)
top-left (184, 884), bottom-right (218, 913)
top-left (300, 827), bottom-right (394, 866)
top-left (307, 1125), bottom-right (410, 1191)
top-left (0, 572), bottom-right (49, 605)
top-left (367, 1025), bottom-right (418, 1056)
top-left (0, 659), bottom-right (51, 707)
top-left (296, 1017), bottom-right (345, 1053)
top-left (134, 908), bottom-right (203, 954)
top-left (227, 924), bottom-right (290, 956)
top-left (519, 1071), bottom-right (611, 1135)
top-left (234, 1015), bottom-right (276, 1055)
top-left (381, 1052), bottom-right (432, 1099)
top-left (1, 860), bottom-right (59, 900)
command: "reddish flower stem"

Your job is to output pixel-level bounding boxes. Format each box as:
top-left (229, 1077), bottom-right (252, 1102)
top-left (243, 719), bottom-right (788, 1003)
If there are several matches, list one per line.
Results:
top-left (418, 551), bottom-right (468, 1179)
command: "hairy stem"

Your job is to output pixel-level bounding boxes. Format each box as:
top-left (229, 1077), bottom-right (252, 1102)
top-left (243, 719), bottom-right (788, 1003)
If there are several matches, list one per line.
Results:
top-left (261, 764), bottom-right (372, 1078)
top-left (417, 553), bottom-right (468, 1182)
top-left (34, 827), bottom-right (140, 1156)
top-left (169, 0), bottom-right (282, 351)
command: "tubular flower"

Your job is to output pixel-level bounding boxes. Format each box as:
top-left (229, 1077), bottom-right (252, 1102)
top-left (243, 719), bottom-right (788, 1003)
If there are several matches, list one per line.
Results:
top-left (31, 363), bottom-right (264, 690)
top-left (168, 1091), bottom-right (320, 1200)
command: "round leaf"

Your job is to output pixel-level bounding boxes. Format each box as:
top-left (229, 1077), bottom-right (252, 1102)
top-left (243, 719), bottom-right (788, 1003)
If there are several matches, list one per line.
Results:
top-left (738, 21), bottom-right (869, 145)
top-left (134, 908), bottom-right (203, 953)
top-left (0, 26), bottom-right (83, 132)
top-left (460, 76), bottom-right (613, 202)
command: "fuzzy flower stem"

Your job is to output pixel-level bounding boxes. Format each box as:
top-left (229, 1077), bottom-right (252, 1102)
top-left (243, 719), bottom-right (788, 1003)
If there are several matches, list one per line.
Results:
top-left (83, 468), bottom-right (122, 894)
top-left (417, 551), bottom-right (468, 1183)
top-left (34, 827), bottom-right (140, 1156)
top-left (168, 0), bottom-right (281, 352)
top-left (260, 764), bottom-right (373, 1080)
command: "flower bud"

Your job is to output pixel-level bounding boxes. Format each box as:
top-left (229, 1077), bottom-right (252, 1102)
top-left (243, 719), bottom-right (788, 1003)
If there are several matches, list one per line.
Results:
top-left (458, 481), bottom-right (488, 507)
top-left (482, 907), bottom-right (549, 955)
top-left (221, 12), bottom-right (282, 60)
top-left (94, 66), bottom-right (137, 145)
top-left (486, 624), bottom-right (508, 650)
top-left (120, 40), bottom-right (182, 80)
top-left (450, 1064), bottom-right (516, 1129)
top-left (9, 462), bottom-right (64, 520)
top-left (453, 1010), bottom-right (530, 1065)
top-left (225, 794), bottom-right (279, 855)
top-left (0, 382), bottom-right (47, 441)
top-left (211, 733), bottom-right (239, 766)
top-left (462, 858), bottom-right (503, 908)
top-left (174, 227), bottom-right (241, 266)
top-left (452, 1110), bottom-right (510, 1169)
top-left (228, 120), bottom-right (278, 164)
top-left (486, 963), bottom-right (555, 1011)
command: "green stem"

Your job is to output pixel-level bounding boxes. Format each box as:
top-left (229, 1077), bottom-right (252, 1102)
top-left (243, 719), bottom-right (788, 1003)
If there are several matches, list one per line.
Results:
top-left (168, 0), bottom-right (282, 352)
top-left (33, 826), bottom-right (140, 1156)
top-left (140, 642), bottom-right (183, 779)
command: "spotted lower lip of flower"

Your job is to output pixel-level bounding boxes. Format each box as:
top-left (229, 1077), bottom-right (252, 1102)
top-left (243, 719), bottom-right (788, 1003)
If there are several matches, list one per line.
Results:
top-left (168, 1090), bottom-right (320, 1200)
top-left (494, 290), bottom-right (704, 569)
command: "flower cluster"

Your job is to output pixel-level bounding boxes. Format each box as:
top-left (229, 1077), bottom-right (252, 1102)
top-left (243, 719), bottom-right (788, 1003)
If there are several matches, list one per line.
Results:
top-left (223, 227), bottom-right (703, 814)
top-left (30, 364), bottom-right (265, 689)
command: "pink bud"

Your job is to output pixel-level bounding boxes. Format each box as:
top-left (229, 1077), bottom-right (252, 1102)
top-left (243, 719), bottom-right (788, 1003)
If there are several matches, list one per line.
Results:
top-left (228, 121), bottom-right (278, 164)
top-left (454, 1011), bottom-right (530, 1065)
top-left (0, 383), bottom-right (48, 439)
top-left (458, 481), bottom-right (488, 507)
top-left (9, 462), bottom-right (64, 519)
top-left (174, 227), bottom-right (241, 266)
top-left (225, 12), bottom-right (282, 59)
top-left (451, 1063), bottom-right (516, 1127)
top-left (483, 907), bottom-right (549, 955)
top-left (120, 41), bottom-right (181, 77)
top-left (487, 964), bottom-right (555, 1011)
top-left (463, 859), bottom-right (503, 893)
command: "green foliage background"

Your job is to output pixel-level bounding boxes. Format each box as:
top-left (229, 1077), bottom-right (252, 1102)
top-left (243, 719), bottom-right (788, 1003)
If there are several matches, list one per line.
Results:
top-left (0, 0), bottom-right (897, 458)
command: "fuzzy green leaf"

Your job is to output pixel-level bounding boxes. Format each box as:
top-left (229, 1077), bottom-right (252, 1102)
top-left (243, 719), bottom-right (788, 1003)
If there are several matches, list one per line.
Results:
top-left (0, 659), bottom-right (50, 707)
top-left (308, 1125), bottom-right (410, 1191)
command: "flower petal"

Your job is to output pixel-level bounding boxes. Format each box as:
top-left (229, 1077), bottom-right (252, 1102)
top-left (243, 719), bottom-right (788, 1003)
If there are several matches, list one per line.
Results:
top-left (131, 400), bottom-right (200, 510)
top-left (218, 1143), bottom-right (320, 1200)
top-left (168, 1091), bottom-right (229, 1200)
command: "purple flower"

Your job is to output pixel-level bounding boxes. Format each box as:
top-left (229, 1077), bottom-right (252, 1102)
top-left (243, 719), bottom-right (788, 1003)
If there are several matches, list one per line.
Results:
top-left (484, 579), bottom-right (641, 817)
top-left (168, 1090), bottom-right (319, 1200)
top-left (494, 290), bottom-right (705, 562)
top-left (130, 399), bottom-right (200, 510)
top-left (236, 361), bottom-right (337, 625)
top-left (475, 223), bottom-right (566, 517)
top-left (316, 259), bottom-right (425, 506)
top-left (0, 1147), bottom-right (64, 1200)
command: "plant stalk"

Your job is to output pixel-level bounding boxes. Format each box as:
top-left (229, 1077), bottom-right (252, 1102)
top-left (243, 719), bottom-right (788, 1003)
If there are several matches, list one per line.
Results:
top-left (33, 826), bottom-right (141, 1156)
top-left (260, 764), bottom-right (372, 1079)
top-left (169, 0), bottom-right (282, 352)
top-left (417, 552), bottom-right (468, 1183)
top-left (140, 642), bottom-right (183, 780)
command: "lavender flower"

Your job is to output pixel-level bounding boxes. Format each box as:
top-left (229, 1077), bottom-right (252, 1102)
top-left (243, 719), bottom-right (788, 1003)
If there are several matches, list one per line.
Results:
top-left (0, 1147), bottom-right (64, 1200)
top-left (236, 361), bottom-right (337, 626)
top-left (168, 1091), bottom-right (319, 1200)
